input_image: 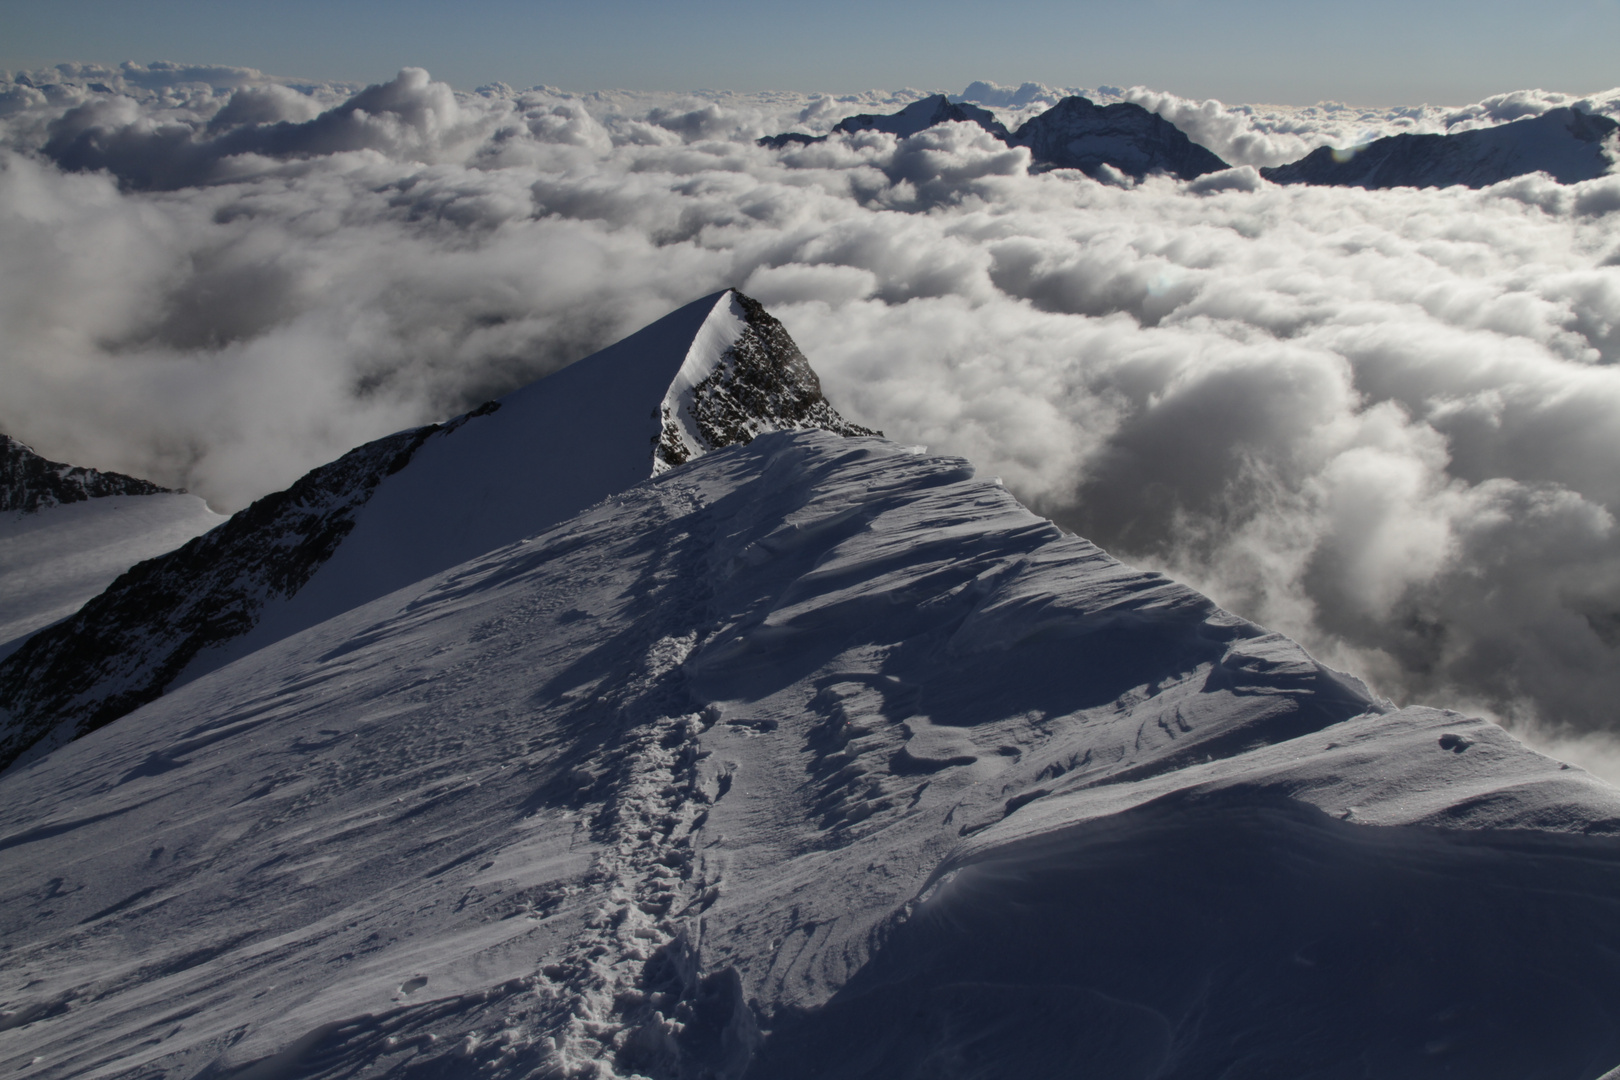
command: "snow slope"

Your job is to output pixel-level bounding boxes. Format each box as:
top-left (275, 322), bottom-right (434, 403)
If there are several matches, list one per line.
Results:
top-left (0, 291), bottom-right (870, 771)
top-left (0, 495), bottom-right (223, 659)
top-left (1263, 106), bottom-right (1619, 188)
top-left (2, 431), bottom-right (1619, 1079)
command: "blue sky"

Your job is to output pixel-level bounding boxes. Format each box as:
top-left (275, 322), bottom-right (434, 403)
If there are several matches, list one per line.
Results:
top-left (3, 0), bottom-right (1618, 105)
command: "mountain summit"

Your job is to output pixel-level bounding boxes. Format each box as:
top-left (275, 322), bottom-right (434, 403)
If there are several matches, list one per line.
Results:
top-left (1262, 106), bottom-right (1620, 188)
top-left (760, 94), bottom-right (1229, 181)
top-left (1008, 95), bottom-right (1229, 180)
top-left (0, 290), bottom-right (872, 770)
top-left (5, 293), bottom-right (1620, 1079)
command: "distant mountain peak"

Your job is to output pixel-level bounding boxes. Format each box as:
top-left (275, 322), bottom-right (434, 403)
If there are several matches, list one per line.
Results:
top-left (1, 433), bottom-right (172, 513)
top-left (1009, 95), bottom-right (1230, 180)
top-left (1262, 106), bottom-right (1620, 189)
top-left (759, 94), bottom-right (1229, 181)
top-left (831, 94), bottom-right (1011, 142)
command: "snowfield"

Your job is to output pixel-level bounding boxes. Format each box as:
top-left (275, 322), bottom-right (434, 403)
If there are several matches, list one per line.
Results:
top-left (0, 494), bottom-right (222, 659)
top-left (3, 429), bottom-right (1620, 1078)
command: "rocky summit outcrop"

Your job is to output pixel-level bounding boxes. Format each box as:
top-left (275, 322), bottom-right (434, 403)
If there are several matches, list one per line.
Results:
top-left (654, 291), bottom-right (875, 471)
top-left (1, 433), bottom-right (172, 513)
top-left (1262, 107), bottom-right (1620, 189)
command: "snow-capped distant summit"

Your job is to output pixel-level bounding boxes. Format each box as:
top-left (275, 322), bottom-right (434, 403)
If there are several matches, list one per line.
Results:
top-left (1009, 95), bottom-right (1230, 180)
top-left (758, 94), bottom-right (1009, 149)
top-left (1262, 106), bottom-right (1620, 188)
top-left (759, 94), bottom-right (1229, 181)
top-left (0, 291), bottom-right (872, 771)
top-left (953, 80), bottom-right (1070, 109)
top-left (0, 433), bottom-right (172, 513)
top-left (831, 94), bottom-right (1011, 141)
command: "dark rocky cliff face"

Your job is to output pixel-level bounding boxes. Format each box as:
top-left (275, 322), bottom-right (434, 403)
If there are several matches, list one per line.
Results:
top-left (1009, 96), bottom-right (1230, 181)
top-left (654, 291), bottom-right (876, 471)
top-left (1, 434), bottom-right (172, 513)
top-left (1261, 108), bottom-right (1619, 189)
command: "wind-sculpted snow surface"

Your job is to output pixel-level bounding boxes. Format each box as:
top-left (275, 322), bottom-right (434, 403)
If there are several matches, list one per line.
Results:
top-left (0, 291), bottom-right (870, 770)
top-left (2, 431), bottom-right (1620, 1079)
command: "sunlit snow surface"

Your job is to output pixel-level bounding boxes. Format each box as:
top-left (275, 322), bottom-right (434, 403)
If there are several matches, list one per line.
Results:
top-left (3, 431), bottom-right (1619, 1079)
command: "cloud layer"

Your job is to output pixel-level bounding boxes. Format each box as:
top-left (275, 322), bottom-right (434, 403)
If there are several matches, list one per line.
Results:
top-left (4, 65), bottom-right (1620, 767)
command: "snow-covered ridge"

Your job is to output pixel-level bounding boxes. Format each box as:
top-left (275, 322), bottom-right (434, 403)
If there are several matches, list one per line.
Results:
top-left (0, 292), bottom-right (871, 771)
top-left (0, 434), bottom-right (172, 513)
top-left (1262, 106), bottom-right (1620, 189)
top-left (2, 430), bottom-right (1618, 1078)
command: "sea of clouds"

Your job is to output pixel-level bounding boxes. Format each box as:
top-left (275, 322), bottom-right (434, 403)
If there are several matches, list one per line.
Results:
top-left (4, 62), bottom-right (1620, 771)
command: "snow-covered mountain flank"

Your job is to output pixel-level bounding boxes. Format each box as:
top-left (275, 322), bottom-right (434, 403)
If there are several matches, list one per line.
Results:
top-left (1262, 106), bottom-right (1620, 188)
top-left (0, 290), bottom-right (871, 772)
top-left (3, 295), bottom-right (1620, 1078)
top-left (0, 437), bottom-right (222, 659)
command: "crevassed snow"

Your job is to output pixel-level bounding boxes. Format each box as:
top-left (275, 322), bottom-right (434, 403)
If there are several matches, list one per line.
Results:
top-left (0, 495), bottom-right (223, 658)
top-left (2, 431), bottom-right (1618, 1079)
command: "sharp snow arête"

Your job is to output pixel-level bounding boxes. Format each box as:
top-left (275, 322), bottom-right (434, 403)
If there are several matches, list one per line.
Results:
top-left (2, 294), bottom-right (1620, 1080)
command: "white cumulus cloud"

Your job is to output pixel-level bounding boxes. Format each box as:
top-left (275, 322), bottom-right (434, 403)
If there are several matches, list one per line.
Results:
top-left (4, 66), bottom-right (1620, 770)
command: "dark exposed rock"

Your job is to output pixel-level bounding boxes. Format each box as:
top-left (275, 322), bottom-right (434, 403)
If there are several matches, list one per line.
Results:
top-left (756, 131), bottom-right (826, 149)
top-left (1261, 107), bottom-right (1619, 189)
top-left (1008, 96), bottom-right (1230, 180)
top-left (1, 434), bottom-right (171, 513)
top-left (654, 290), bottom-right (877, 471)
top-left (0, 419), bottom-right (452, 769)
top-left (832, 95), bottom-right (1011, 141)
